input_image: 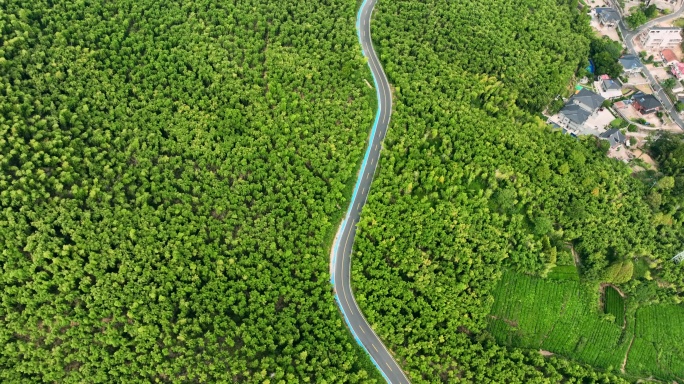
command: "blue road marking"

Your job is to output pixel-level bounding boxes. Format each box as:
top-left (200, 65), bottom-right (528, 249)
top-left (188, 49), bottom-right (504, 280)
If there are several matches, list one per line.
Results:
top-left (330, 0), bottom-right (391, 382)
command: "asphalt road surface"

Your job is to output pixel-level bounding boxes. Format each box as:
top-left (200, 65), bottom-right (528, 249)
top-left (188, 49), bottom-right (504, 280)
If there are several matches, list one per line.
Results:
top-left (617, 6), bottom-right (684, 129)
top-left (330, 0), bottom-right (410, 382)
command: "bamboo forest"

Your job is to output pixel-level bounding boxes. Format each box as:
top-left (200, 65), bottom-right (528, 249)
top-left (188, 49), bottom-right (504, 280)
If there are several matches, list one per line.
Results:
top-left (1, 0), bottom-right (684, 382)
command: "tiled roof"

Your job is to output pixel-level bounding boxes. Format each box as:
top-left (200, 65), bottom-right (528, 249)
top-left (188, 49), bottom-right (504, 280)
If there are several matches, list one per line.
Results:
top-left (569, 88), bottom-right (605, 111)
top-left (560, 104), bottom-right (592, 125)
top-left (602, 79), bottom-right (622, 91)
top-left (633, 92), bottom-right (662, 110)
top-left (662, 49), bottom-right (678, 63)
top-left (595, 8), bottom-right (620, 23)
top-left (600, 128), bottom-right (626, 147)
top-left (619, 55), bottom-right (641, 70)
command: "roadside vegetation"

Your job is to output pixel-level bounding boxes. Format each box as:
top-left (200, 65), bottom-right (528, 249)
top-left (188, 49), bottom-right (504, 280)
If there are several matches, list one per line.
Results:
top-left (626, 4), bottom-right (661, 29)
top-left (0, 0), bottom-right (383, 382)
top-left (353, 0), bottom-right (684, 381)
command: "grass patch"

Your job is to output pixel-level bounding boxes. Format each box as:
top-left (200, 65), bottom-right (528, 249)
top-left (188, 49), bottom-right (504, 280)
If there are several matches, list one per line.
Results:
top-left (603, 286), bottom-right (625, 327)
top-left (556, 245), bottom-right (574, 266)
top-left (547, 265), bottom-right (579, 281)
top-left (610, 118), bottom-right (627, 128)
top-left (633, 257), bottom-right (651, 279)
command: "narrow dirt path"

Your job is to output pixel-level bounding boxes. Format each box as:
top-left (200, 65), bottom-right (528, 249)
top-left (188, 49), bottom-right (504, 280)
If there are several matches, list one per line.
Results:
top-left (621, 334), bottom-right (635, 373)
top-left (567, 243), bottom-right (582, 268)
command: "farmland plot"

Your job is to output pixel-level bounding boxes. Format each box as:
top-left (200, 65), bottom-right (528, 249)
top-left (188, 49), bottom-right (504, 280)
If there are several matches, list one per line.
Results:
top-left (488, 271), bottom-right (628, 370)
top-left (603, 286), bottom-right (625, 327)
top-left (627, 304), bottom-right (684, 380)
top-left (489, 270), bottom-right (684, 380)
top-left (547, 265), bottom-right (580, 281)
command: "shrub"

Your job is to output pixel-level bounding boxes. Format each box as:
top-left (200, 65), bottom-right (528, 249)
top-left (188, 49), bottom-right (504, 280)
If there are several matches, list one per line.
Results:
top-left (605, 260), bottom-right (634, 284)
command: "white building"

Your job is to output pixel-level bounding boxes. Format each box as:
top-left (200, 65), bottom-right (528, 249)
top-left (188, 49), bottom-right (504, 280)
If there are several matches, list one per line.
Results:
top-left (596, 75), bottom-right (623, 99)
top-left (638, 27), bottom-right (683, 49)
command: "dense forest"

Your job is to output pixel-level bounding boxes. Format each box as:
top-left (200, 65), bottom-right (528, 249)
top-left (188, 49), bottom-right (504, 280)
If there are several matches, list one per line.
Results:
top-left (374, 0), bottom-right (591, 113)
top-left (4, 0), bottom-right (684, 381)
top-left (352, 0), bottom-right (684, 381)
top-left (0, 0), bottom-right (382, 381)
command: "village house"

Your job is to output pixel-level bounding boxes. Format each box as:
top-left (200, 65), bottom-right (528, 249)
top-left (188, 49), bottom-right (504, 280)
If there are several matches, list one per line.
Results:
top-left (632, 92), bottom-right (663, 114)
top-left (600, 128), bottom-right (627, 149)
top-left (661, 49), bottom-right (679, 65)
top-left (671, 61), bottom-right (684, 80)
top-left (597, 75), bottom-right (623, 99)
top-left (558, 88), bottom-right (606, 131)
top-left (594, 7), bottom-right (621, 28)
top-left (619, 55), bottom-right (642, 75)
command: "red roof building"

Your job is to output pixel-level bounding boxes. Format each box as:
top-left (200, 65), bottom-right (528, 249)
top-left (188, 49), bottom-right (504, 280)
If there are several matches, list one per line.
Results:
top-left (662, 49), bottom-right (678, 65)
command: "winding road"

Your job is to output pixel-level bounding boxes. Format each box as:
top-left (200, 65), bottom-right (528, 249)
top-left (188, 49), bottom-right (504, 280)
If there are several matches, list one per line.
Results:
top-left (329, 0), bottom-right (410, 383)
top-left (616, 5), bottom-right (684, 129)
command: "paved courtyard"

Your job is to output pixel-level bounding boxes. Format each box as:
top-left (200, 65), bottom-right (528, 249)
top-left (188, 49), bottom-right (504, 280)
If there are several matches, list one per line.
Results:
top-left (618, 104), bottom-right (664, 126)
top-left (585, 108), bottom-right (617, 130)
top-left (625, 72), bottom-right (649, 85)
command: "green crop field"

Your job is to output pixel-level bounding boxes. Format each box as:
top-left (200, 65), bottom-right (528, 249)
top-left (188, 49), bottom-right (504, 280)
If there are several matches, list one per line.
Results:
top-left (487, 270), bottom-right (628, 369)
top-left (547, 265), bottom-right (579, 281)
top-left (627, 304), bottom-right (684, 380)
top-left (488, 270), bottom-right (684, 380)
top-left (603, 286), bottom-right (625, 327)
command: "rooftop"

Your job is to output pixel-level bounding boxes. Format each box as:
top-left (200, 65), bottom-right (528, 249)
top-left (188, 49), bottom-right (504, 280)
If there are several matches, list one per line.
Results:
top-left (602, 78), bottom-right (622, 91)
top-left (662, 49), bottom-right (678, 63)
top-left (648, 26), bottom-right (682, 31)
top-left (569, 88), bottom-right (605, 111)
top-left (600, 128), bottom-right (626, 147)
top-left (560, 104), bottom-right (592, 125)
top-left (619, 55), bottom-right (641, 70)
top-left (633, 92), bottom-right (662, 110)
top-left (595, 7), bottom-right (621, 23)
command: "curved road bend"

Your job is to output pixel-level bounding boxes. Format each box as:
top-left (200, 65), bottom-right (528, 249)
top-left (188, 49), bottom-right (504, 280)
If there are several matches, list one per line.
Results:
top-left (330, 0), bottom-right (410, 383)
top-left (617, 5), bottom-right (684, 129)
